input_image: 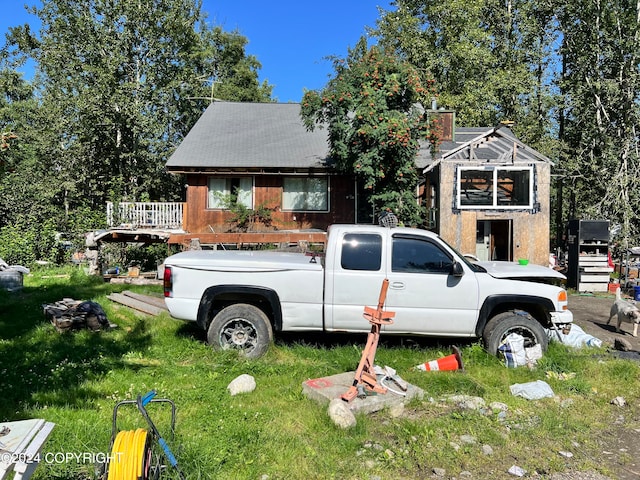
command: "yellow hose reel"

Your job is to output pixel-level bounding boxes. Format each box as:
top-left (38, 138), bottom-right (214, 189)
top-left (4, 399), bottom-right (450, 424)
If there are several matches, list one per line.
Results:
top-left (103, 391), bottom-right (184, 480)
top-left (107, 428), bottom-right (150, 480)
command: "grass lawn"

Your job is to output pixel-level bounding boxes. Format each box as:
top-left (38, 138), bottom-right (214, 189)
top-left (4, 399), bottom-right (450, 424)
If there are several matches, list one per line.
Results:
top-left (1, 266), bottom-right (639, 479)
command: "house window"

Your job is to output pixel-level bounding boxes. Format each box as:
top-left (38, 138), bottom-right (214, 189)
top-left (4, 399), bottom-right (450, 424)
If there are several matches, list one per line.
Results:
top-left (457, 166), bottom-right (532, 209)
top-left (282, 177), bottom-right (328, 211)
top-left (208, 177), bottom-right (253, 209)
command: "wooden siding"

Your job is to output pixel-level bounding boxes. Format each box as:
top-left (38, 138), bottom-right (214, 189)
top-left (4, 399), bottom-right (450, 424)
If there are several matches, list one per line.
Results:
top-left (182, 173), bottom-right (356, 234)
top-left (437, 162), bottom-right (551, 266)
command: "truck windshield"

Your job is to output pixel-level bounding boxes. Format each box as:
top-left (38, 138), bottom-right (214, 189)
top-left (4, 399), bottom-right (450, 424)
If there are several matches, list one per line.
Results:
top-left (437, 235), bottom-right (487, 273)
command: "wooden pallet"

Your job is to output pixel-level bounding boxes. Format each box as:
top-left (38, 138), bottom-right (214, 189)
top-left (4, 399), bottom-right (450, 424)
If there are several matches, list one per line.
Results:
top-left (107, 291), bottom-right (168, 316)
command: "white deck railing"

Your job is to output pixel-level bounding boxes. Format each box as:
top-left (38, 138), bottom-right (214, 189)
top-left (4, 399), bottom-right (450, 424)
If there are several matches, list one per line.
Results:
top-left (106, 202), bottom-right (184, 229)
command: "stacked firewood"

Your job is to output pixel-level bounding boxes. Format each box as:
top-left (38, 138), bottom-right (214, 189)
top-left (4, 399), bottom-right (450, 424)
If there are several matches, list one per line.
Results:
top-left (43, 298), bottom-right (114, 332)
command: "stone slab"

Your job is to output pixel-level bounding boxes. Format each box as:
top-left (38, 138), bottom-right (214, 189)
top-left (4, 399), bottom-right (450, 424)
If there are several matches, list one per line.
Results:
top-left (302, 371), bottom-right (424, 414)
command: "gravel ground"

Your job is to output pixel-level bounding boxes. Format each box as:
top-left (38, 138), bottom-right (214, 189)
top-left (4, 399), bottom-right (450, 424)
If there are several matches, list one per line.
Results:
top-left (547, 291), bottom-right (640, 480)
top-left (568, 290), bottom-right (640, 352)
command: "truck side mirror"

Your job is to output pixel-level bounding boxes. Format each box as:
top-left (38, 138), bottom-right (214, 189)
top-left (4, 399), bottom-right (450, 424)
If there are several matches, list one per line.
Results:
top-left (451, 261), bottom-right (464, 277)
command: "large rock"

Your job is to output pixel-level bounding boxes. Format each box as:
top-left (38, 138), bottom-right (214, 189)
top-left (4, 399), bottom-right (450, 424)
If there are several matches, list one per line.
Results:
top-left (227, 374), bottom-right (256, 396)
top-left (328, 398), bottom-right (356, 429)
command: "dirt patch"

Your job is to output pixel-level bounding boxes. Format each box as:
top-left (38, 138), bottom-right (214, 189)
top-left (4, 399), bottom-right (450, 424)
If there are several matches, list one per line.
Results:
top-left (569, 291), bottom-right (640, 354)
top-left (563, 292), bottom-right (640, 480)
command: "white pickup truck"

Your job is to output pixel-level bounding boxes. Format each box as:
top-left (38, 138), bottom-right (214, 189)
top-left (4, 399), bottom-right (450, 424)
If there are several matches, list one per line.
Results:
top-left (163, 225), bottom-right (572, 358)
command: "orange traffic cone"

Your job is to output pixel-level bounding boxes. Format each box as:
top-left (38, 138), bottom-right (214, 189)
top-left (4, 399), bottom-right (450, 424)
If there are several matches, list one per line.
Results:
top-left (415, 346), bottom-right (464, 372)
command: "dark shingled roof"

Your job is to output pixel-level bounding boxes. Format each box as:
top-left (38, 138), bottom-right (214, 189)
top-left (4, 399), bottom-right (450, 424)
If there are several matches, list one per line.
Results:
top-left (166, 101), bottom-right (332, 171)
top-left (166, 102), bottom-right (550, 172)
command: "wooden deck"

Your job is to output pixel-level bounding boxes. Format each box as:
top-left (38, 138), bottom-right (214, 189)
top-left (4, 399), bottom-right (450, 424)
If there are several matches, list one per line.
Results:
top-left (101, 202), bottom-right (328, 250)
top-left (106, 201), bottom-right (184, 229)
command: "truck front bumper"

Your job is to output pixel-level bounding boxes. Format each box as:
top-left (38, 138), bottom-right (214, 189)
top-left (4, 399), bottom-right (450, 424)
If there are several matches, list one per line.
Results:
top-left (550, 310), bottom-right (573, 324)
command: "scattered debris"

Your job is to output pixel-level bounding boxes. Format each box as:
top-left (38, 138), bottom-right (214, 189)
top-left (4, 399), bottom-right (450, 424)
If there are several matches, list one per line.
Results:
top-left (482, 444), bottom-right (494, 455)
top-left (443, 395), bottom-right (486, 410)
top-left (611, 396), bottom-right (626, 407)
top-left (614, 337), bottom-right (633, 352)
top-left (0, 257), bottom-right (29, 275)
top-left (0, 257), bottom-right (29, 291)
top-left (227, 374), bottom-right (256, 396)
top-left (498, 333), bottom-right (542, 368)
top-left (432, 467), bottom-right (446, 477)
top-left (43, 298), bottom-right (115, 332)
top-left (547, 324), bottom-right (602, 348)
top-left (545, 371), bottom-right (576, 381)
top-left (508, 465), bottom-right (526, 477)
top-left (509, 380), bottom-right (555, 400)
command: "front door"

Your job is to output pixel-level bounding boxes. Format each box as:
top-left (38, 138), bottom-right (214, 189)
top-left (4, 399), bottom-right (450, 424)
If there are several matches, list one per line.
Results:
top-left (476, 220), bottom-right (512, 261)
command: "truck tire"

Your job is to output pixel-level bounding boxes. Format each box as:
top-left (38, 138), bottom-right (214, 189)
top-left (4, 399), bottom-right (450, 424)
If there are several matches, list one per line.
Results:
top-left (482, 311), bottom-right (548, 356)
top-left (207, 304), bottom-right (273, 359)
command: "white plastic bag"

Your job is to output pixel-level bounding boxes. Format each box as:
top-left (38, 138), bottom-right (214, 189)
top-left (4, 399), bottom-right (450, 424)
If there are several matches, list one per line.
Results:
top-left (498, 333), bottom-right (526, 367)
top-left (510, 380), bottom-right (555, 400)
top-left (546, 324), bottom-right (602, 348)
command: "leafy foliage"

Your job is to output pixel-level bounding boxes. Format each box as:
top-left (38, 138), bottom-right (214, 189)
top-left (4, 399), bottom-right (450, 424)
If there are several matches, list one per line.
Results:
top-left (0, 0), bottom-right (273, 265)
top-left (215, 191), bottom-right (274, 232)
top-left (300, 39), bottom-right (438, 227)
top-left (555, 0), bottom-right (640, 250)
top-left (374, 0), bottom-right (640, 248)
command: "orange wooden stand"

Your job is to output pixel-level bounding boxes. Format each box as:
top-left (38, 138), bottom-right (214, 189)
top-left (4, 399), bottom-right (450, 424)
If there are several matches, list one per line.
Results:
top-left (341, 279), bottom-right (395, 402)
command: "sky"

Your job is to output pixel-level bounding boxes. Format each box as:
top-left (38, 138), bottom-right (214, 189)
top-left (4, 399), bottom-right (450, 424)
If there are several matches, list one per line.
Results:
top-left (1, 1), bottom-right (389, 103)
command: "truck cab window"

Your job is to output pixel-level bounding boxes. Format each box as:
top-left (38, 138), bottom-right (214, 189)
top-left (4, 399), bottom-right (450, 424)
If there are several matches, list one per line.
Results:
top-left (392, 236), bottom-right (453, 274)
top-left (341, 234), bottom-right (382, 271)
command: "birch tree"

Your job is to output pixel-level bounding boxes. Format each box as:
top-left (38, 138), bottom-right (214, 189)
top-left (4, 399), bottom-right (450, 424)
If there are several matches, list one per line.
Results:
top-left (557, 0), bottom-right (640, 248)
top-left (6, 0), bottom-right (273, 209)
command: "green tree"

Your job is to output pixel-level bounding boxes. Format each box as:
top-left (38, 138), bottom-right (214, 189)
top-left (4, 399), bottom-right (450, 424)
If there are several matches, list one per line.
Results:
top-left (556, 0), bottom-right (640, 249)
top-left (300, 39), bottom-right (437, 226)
top-left (196, 27), bottom-right (273, 103)
top-left (1, 0), bottom-right (273, 263)
top-left (5, 0), bottom-right (273, 207)
top-left (375, 0), bottom-right (558, 148)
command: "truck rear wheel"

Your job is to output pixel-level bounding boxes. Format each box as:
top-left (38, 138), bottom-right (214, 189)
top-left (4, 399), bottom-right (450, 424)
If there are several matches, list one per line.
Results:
top-left (483, 311), bottom-right (548, 356)
top-left (207, 304), bottom-right (273, 359)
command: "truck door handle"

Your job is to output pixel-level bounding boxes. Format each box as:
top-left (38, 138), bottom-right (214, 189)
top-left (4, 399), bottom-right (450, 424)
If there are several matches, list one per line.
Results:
top-left (389, 281), bottom-right (405, 290)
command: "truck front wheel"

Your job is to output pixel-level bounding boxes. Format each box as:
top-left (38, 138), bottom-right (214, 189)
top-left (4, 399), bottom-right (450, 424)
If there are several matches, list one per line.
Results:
top-left (483, 311), bottom-right (548, 356)
top-left (207, 304), bottom-right (273, 359)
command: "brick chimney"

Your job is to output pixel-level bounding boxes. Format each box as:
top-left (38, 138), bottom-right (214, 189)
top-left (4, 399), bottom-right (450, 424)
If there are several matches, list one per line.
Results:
top-left (427, 99), bottom-right (455, 142)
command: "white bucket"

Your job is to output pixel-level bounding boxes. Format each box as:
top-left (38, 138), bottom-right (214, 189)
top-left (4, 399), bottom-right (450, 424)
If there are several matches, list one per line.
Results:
top-left (0, 270), bottom-right (23, 291)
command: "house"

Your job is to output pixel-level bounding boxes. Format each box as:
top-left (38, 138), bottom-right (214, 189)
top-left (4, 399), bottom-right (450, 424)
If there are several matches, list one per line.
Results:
top-left (419, 117), bottom-right (553, 265)
top-left (164, 101), bottom-right (357, 247)
top-left (164, 101), bottom-right (553, 265)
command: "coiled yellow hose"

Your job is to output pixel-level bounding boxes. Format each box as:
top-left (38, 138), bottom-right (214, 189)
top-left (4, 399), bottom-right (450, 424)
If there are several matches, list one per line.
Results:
top-left (107, 428), bottom-right (149, 480)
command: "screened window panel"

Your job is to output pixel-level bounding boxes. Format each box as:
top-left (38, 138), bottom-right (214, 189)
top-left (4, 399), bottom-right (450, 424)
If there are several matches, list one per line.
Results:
top-left (208, 177), bottom-right (253, 209)
top-left (282, 177), bottom-right (328, 211)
